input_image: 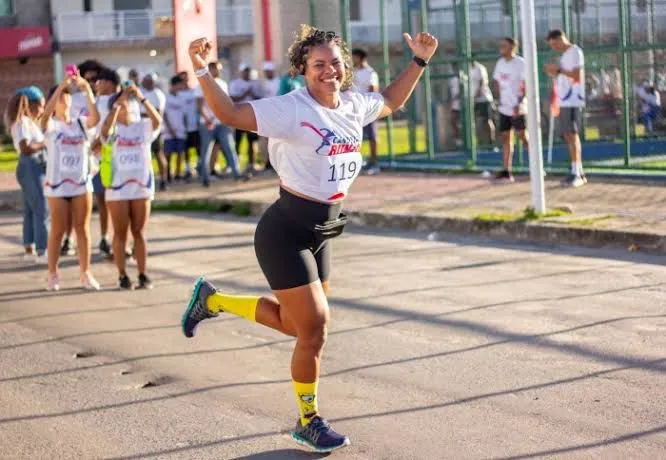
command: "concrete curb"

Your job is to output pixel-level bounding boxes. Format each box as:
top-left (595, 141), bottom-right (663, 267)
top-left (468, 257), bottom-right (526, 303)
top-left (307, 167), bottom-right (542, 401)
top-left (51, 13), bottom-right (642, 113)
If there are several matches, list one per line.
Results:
top-left (2, 191), bottom-right (663, 255)
top-left (151, 196), bottom-right (666, 255)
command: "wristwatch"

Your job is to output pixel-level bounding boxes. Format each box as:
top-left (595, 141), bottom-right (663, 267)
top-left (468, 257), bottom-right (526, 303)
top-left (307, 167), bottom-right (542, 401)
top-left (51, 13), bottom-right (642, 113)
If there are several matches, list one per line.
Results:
top-left (413, 56), bottom-right (428, 67)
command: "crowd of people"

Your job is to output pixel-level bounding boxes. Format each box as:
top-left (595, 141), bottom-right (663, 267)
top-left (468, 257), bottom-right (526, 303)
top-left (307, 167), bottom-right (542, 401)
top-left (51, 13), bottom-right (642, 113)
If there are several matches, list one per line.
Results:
top-left (4, 43), bottom-right (385, 293)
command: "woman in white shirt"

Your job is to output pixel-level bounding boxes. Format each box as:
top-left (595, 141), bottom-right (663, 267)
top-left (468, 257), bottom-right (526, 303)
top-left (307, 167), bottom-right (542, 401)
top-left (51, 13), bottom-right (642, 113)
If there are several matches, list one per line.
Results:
top-left (4, 87), bottom-right (48, 263)
top-left (40, 76), bottom-right (100, 291)
top-left (181, 25), bottom-right (438, 452)
top-left (100, 83), bottom-right (161, 290)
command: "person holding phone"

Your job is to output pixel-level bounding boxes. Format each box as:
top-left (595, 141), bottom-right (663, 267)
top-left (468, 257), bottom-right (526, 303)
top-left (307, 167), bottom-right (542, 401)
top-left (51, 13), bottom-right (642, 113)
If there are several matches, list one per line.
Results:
top-left (40, 75), bottom-right (101, 291)
top-left (100, 83), bottom-right (161, 290)
top-left (4, 86), bottom-right (48, 263)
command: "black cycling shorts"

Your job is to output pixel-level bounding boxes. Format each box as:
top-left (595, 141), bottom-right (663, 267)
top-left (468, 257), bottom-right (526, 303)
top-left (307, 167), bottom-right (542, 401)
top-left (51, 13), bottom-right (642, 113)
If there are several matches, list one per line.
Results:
top-left (254, 188), bottom-right (345, 291)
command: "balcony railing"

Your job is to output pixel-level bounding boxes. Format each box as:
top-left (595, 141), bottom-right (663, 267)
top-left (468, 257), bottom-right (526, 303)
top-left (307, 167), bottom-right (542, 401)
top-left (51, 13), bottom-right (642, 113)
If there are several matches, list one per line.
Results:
top-left (53, 6), bottom-right (253, 43)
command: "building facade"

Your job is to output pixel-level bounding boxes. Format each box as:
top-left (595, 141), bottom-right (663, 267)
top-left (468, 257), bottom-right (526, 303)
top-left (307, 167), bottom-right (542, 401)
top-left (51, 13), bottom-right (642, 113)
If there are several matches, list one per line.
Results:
top-left (0, 0), bottom-right (54, 121)
top-left (50, 0), bottom-right (254, 83)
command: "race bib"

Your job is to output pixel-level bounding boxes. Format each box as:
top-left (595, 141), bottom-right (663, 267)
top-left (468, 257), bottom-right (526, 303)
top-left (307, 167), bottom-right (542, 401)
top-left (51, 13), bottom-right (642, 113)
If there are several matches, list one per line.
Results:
top-left (320, 153), bottom-right (362, 197)
top-left (115, 150), bottom-right (144, 173)
top-left (59, 150), bottom-right (83, 174)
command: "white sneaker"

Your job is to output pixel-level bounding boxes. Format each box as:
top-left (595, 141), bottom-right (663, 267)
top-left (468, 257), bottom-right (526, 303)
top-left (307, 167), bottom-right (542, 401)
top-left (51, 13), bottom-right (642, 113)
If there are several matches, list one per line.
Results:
top-left (80, 272), bottom-right (101, 291)
top-left (34, 254), bottom-right (48, 265)
top-left (22, 253), bottom-right (35, 262)
top-left (46, 272), bottom-right (60, 292)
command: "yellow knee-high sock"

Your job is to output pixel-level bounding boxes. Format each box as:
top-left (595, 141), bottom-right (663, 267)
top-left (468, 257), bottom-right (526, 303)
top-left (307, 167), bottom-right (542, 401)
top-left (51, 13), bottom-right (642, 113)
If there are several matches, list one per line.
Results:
top-left (206, 293), bottom-right (258, 322)
top-left (293, 380), bottom-right (319, 426)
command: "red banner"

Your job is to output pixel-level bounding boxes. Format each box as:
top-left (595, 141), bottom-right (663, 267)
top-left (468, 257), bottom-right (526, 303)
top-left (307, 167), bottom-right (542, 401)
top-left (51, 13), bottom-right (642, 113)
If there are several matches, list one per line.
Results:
top-left (0, 26), bottom-right (51, 59)
top-left (173, 0), bottom-right (217, 84)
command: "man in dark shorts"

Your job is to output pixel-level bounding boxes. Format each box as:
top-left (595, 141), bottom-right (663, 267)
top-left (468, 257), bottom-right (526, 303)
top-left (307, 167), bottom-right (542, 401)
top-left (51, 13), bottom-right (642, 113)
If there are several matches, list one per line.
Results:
top-left (492, 37), bottom-right (528, 183)
top-left (546, 29), bottom-right (587, 187)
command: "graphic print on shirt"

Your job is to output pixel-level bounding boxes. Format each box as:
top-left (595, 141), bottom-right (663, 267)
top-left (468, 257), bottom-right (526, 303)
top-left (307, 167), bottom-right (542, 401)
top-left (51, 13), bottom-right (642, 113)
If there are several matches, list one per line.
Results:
top-left (46, 129), bottom-right (89, 191)
top-left (300, 121), bottom-right (362, 201)
top-left (111, 132), bottom-right (152, 191)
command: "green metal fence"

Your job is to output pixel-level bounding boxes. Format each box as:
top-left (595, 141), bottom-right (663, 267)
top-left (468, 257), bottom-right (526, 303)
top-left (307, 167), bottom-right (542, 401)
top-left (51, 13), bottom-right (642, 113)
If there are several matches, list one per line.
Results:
top-left (309, 0), bottom-right (666, 174)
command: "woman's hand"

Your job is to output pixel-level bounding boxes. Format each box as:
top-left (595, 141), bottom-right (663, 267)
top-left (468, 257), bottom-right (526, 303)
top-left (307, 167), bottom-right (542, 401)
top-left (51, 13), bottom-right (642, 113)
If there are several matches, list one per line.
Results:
top-left (73, 75), bottom-right (91, 92)
top-left (189, 37), bottom-right (213, 71)
top-left (403, 32), bottom-right (439, 62)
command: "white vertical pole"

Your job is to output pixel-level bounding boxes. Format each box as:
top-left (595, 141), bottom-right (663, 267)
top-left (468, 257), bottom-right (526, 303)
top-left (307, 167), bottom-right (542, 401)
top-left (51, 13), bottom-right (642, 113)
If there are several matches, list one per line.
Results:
top-left (520, 0), bottom-right (546, 213)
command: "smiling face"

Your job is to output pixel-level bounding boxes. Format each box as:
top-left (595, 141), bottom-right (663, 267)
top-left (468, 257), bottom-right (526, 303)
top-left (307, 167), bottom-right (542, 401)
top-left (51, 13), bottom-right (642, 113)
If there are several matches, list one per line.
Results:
top-left (304, 43), bottom-right (346, 95)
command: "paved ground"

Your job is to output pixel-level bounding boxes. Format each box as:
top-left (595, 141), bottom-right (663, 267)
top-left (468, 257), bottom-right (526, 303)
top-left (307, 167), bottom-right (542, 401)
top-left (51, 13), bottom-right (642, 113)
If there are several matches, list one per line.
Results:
top-left (154, 172), bottom-right (666, 235)
top-left (2, 171), bottom-right (666, 235)
top-left (0, 211), bottom-right (664, 459)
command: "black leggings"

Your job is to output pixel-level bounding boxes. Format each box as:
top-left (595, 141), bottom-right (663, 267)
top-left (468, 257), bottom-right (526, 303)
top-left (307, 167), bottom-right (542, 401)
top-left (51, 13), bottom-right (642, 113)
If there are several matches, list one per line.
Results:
top-left (254, 188), bottom-right (343, 291)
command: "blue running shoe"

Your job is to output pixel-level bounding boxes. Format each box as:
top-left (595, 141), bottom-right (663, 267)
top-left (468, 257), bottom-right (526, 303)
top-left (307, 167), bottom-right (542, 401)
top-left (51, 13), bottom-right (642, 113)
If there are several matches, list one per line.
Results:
top-left (181, 277), bottom-right (218, 338)
top-left (291, 416), bottom-right (350, 453)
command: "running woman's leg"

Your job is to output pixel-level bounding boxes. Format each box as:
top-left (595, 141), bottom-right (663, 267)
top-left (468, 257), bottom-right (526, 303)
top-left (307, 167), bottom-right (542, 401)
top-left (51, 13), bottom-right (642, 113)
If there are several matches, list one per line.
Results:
top-left (129, 198), bottom-right (152, 288)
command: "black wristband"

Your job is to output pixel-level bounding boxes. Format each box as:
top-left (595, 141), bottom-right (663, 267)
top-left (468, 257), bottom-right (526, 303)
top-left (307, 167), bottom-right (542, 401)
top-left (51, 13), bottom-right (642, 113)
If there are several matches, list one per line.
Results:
top-left (413, 56), bottom-right (428, 67)
top-left (139, 97), bottom-right (147, 104)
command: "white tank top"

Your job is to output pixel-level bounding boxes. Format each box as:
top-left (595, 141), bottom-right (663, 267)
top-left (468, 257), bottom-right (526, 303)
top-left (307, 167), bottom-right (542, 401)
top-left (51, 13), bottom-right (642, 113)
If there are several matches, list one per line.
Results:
top-left (248, 88), bottom-right (385, 203)
top-left (105, 119), bottom-right (157, 201)
top-left (44, 117), bottom-right (94, 197)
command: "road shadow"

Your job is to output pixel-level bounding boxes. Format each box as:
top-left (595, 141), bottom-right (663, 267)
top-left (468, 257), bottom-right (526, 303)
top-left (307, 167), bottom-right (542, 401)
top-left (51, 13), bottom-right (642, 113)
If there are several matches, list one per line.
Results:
top-left (492, 423), bottom-right (666, 459)
top-left (230, 449), bottom-right (330, 459)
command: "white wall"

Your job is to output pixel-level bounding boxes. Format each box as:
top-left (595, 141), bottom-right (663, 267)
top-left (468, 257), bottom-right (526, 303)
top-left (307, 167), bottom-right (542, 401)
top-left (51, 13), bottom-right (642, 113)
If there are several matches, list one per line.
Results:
top-left (61, 42), bottom-right (252, 85)
top-left (358, 0), bottom-right (402, 24)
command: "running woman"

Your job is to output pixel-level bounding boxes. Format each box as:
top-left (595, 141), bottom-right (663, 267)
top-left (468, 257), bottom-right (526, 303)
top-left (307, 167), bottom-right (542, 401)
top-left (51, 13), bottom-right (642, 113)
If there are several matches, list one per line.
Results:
top-left (181, 25), bottom-right (438, 453)
top-left (40, 76), bottom-right (101, 291)
top-left (100, 84), bottom-right (161, 290)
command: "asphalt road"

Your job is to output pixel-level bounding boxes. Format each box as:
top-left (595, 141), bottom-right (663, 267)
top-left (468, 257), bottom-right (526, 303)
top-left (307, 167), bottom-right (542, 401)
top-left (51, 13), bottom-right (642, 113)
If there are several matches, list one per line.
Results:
top-left (0, 211), bottom-right (664, 459)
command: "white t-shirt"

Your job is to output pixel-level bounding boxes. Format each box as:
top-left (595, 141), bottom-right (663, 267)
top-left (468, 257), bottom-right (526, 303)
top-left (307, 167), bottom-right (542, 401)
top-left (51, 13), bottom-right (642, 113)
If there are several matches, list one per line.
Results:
top-left (195, 78), bottom-right (228, 126)
top-left (449, 75), bottom-right (461, 111)
top-left (557, 45), bottom-right (585, 108)
top-left (353, 66), bottom-right (380, 93)
top-left (249, 88), bottom-right (385, 203)
top-left (106, 119), bottom-right (157, 202)
top-left (11, 116), bottom-right (45, 154)
top-left (179, 88), bottom-right (199, 132)
top-left (471, 63), bottom-right (493, 102)
top-left (44, 117), bottom-right (95, 197)
top-left (70, 91), bottom-right (92, 118)
top-left (163, 92), bottom-right (186, 140)
top-left (259, 77), bottom-right (280, 99)
top-left (95, 95), bottom-right (113, 131)
top-left (229, 78), bottom-right (257, 103)
top-left (141, 88), bottom-right (166, 116)
top-left (493, 56), bottom-right (527, 116)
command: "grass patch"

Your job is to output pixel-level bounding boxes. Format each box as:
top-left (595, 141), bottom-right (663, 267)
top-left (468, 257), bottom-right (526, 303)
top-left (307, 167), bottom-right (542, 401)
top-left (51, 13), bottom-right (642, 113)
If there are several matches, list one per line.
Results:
top-left (152, 199), bottom-right (254, 216)
top-left (0, 150), bottom-right (18, 172)
top-left (474, 206), bottom-right (572, 223)
top-left (152, 201), bottom-right (223, 212)
top-left (562, 214), bottom-right (615, 226)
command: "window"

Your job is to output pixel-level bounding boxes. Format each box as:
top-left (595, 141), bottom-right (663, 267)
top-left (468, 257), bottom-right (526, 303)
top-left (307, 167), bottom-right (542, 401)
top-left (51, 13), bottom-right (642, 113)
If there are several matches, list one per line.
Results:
top-left (83, 0), bottom-right (92, 12)
top-left (0, 0), bottom-right (13, 17)
top-left (350, 0), bottom-right (361, 21)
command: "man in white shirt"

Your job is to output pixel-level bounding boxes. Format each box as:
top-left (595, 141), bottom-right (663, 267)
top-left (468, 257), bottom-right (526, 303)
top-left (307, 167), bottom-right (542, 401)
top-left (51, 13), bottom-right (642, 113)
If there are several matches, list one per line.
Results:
top-left (229, 63), bottom-right (260, 173)
top-left (141, 73), bottom-right (168, 190)
top-left (471, 60), bottom-right (496, 144)
top-left (492, 37), bottom-right (528, 183)
top-left (163, 75), bottom-right (187, 183)
top-left (449, 64), bottom-right (462, 146)
top-left (635, 83), bottom-right (661, 134)
top-left (255, 61), bottom-right (281, 172)
top-left (196, 61), bottom-right (243, 186)
top-left (352, 48), bottom-right (381, 174)
top-left (178, 71), bottom-right (199, 181)
top-left (546, 29), bottom-right (587, 187)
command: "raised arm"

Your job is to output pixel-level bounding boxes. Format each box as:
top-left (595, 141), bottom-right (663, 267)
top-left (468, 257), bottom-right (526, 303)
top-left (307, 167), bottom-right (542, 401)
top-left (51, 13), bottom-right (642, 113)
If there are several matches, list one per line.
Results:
top-left (189, 38), bottom-right (257, 132)
top-left (132, 85), bottom-right (161, 131)
top-left (73, 76), bottom-right (100, 128)
top-left (40, 79), bottom-right (69, 132)
top-left (378, 32), bottom-right (438, 119)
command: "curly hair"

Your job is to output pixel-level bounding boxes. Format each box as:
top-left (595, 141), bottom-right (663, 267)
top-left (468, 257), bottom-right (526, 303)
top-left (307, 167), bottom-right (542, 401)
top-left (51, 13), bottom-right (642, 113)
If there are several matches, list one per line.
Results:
top-left (287, 24), bottom-right (353, 91)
